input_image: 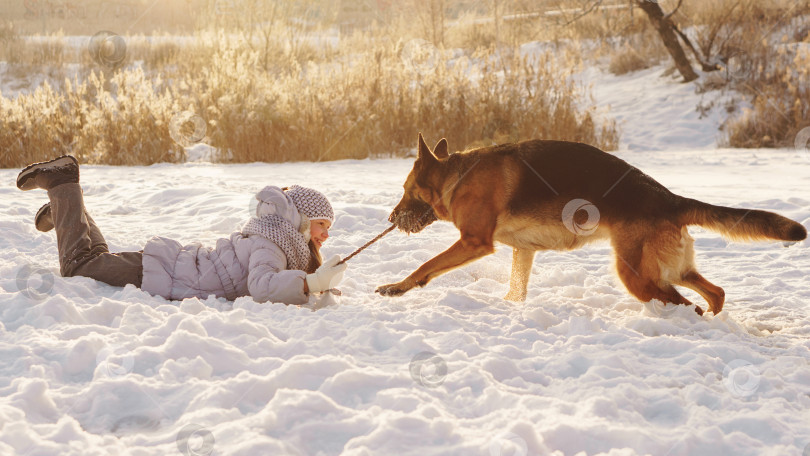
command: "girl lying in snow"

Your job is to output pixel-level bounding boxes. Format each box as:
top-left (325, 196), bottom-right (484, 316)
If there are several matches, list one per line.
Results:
top-left (16, 155), bottom-right (347, 305)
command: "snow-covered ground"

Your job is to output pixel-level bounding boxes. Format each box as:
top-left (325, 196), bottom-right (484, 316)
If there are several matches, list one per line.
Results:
top-left (2, 146), bottom-right (809, 455)
top-left (2, 54), bottom-right (810, 455)
top-left (583, 65), bottom-right (728, 151)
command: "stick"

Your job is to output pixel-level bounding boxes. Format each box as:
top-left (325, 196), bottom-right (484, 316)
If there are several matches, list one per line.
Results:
top-left (337, 224), bottom-right (396, 265)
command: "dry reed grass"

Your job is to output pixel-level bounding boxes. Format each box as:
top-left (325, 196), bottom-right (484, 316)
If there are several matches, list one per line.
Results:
top-left (0, 11), bottom-right (619, 167)
top-left (10, 0), bottom-right (806, 164)
top-left (0, 68), bottom-right (182, 168)
top-left (607, 30), bottom-right (667, 76)
top-left (677, 0), bottom-right (810, 147)
top-left (722, 41), bottom-right (810, 148)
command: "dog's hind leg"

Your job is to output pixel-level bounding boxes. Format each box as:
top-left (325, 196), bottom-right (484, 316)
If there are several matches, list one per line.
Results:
top-left (676, 271), bottom-right (725, 314)
top-left (653, 226), bottom-right (724, 314)
top-left (615, 256), bottom-right (704, 315)
top-left (504, 248), bottom-right (536, 301)
top-left (612, 227), bottom-right (705, 315)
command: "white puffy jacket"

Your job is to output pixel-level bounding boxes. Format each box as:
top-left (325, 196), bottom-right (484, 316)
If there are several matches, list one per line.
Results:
top-left (139, 233), bottom-right (308, 304)
top-left (140, 186), bottom-right (311, 304)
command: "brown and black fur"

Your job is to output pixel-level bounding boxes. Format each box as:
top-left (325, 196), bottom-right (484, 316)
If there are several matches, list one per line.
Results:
top-left (375, 133), bottom-right (807, 315)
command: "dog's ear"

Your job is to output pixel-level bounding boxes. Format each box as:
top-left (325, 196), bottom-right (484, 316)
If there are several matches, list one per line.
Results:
top-left (417, 132), bottom-right (437, 164)
top-left (433, 138), bottom-right (449, 159)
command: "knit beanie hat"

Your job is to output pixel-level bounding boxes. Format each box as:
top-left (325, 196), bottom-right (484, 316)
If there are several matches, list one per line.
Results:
top-left (285, 185), bottom-right (334, 224)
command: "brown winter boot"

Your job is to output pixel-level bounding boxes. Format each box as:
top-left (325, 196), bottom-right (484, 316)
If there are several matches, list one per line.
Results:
top-left (16, 155), bottom-right (79, 191)
top-left (35, 203), bottom-right (54, 232)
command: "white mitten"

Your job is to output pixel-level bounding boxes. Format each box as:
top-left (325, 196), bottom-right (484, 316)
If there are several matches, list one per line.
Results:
top-left (305, 255), bottom-right (347, 294)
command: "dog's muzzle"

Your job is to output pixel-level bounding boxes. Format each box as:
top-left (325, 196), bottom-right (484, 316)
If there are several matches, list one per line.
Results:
top-left (388, 203), bottom-right (437, 234)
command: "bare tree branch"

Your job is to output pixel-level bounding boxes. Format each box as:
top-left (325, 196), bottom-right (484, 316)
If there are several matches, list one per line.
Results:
top-left (558, 0), bottom-right (605, 27)
top-left (672, 25), bottom-right (720, 71)
top-left (635, 0), bottom-right (698, 81)
top-left (663, 0), bottom-right (684, 21)
top-left (702, 1), bottom-right (743, 61)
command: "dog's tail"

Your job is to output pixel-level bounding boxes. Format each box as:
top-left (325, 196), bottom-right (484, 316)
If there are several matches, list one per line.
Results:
top-left (678, 198), bottom-right (807, 242)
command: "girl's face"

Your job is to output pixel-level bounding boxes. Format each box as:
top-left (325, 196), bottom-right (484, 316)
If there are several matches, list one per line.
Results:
top-left (310, 219), bottom-right (331, 249)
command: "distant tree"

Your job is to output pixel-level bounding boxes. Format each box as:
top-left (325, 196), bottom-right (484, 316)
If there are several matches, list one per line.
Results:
top-left (635, 0), bottom-right (698, 81)
top-left (414, 0), bottom-right (447, 46)
top-left (560, 0), bottom-right (722, 82)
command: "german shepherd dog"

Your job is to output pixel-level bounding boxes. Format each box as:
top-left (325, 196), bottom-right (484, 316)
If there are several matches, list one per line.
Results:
top-left (375, 134), bottom-right (807, 315)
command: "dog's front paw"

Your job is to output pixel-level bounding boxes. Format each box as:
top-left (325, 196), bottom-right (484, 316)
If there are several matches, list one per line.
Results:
top-left (375, 281), bottom-right (413, 297)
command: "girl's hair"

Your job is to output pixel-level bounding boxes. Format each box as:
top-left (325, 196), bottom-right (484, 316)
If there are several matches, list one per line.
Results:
top-left (305, 240), bottom-right (323, 274)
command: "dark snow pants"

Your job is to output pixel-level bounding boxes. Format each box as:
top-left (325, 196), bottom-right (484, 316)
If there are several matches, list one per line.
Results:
top-left (48, 183), bottom-right (143, 288)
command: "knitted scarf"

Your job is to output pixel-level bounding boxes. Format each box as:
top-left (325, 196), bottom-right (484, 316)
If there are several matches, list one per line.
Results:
top-left (242, 214), bottom-right (310, 271)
